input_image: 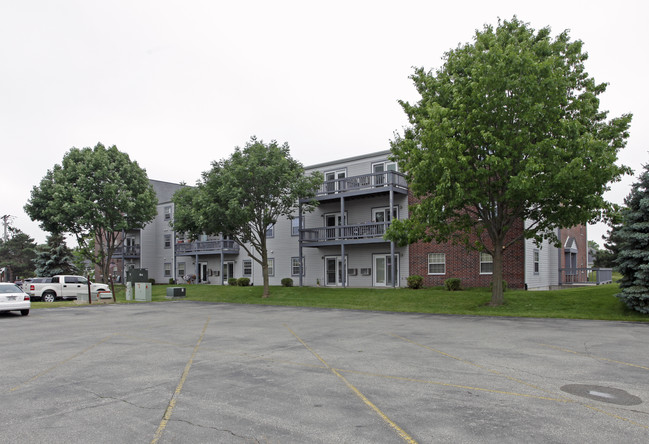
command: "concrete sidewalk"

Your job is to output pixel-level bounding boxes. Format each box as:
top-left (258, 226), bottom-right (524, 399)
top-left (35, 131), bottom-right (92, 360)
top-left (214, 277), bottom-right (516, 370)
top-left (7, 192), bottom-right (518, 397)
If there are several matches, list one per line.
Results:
top-left (1, 302), bottom-right (648, 443)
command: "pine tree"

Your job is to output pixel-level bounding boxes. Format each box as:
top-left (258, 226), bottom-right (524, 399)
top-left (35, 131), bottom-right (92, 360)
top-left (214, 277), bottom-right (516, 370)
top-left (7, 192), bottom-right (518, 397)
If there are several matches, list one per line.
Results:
top-left (615, 165), bottom-right (649, 313)
top-left (33, 233), bottom-right (78, 277)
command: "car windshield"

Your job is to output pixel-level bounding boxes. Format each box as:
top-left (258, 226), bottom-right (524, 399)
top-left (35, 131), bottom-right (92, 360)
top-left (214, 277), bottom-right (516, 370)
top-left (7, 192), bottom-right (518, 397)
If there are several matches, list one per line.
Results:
top-left (0, 284), bottom-right (22, 293)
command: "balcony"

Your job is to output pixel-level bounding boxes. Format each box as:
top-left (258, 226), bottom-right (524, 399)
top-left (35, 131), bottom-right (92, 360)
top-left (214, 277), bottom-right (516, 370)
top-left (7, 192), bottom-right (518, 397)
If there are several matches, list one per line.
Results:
top-left (559, 268), bottom-right (613, 286)
top-left (301, 222), bottom-right (391, 246)
top-left (304, 171), bottom-right (408, 202)
top-left (176, 240), bottom-right (240, 256)
top-left (113, 245), bottom-right (141, 258)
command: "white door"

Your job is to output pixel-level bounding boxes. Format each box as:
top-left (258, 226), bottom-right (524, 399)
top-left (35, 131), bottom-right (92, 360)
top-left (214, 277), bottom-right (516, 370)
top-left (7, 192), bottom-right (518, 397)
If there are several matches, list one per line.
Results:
top-left (223, 261), bottom-right (235, 283)
top-left (373, 254), bottom-right (399, 287)
top-left (198, 262), bottom-right (208, 283)
top-left (325, 170), bottom-right (346, 193)
top-left (372, 162), bottom-right (397, 186)
top-left (325, 256), bottom-right (347, 286)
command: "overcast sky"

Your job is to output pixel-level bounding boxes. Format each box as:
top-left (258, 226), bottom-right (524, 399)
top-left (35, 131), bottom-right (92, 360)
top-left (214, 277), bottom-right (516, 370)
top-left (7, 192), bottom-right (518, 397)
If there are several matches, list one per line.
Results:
top-left (1, 0), bottom-right (646, 247)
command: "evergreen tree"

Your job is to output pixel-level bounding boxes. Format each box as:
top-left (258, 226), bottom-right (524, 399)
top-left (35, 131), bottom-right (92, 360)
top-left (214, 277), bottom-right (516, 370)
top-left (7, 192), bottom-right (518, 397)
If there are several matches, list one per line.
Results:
top-left (33, 233), bottom-right (78, 277)
top-left (594, 221), bottom-right (622, 268)
top-left (616, 165), bottom-right (649, 313)
top-left (0, 228), bottom-right (37, 281)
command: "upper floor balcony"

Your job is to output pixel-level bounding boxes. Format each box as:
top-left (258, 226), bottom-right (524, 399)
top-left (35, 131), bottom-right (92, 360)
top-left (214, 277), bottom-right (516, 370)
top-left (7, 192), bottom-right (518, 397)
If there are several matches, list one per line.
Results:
top-left (302, 171), bottom-right (408, 203)
top-left (112, 245), bottom-right (141, 259)
top-left (300, 221), bottom-right (391, 246)
top-left (175, 239), bottom-right (240, 256)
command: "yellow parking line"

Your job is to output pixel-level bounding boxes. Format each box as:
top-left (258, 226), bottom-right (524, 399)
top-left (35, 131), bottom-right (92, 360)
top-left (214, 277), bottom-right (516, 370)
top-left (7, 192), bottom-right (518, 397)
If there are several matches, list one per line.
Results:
top-left (392, 334), bottom-right (649, 430)
top-left (391, 334), bottom-right (551, 394)
top-left (540, 343), bottom-right (649, 371)
top-left (285, 325), bottom-right (418, 444)
top-left (151, 318), bottom-right (210, 444)
top-left (9, 334), bottom-right (118, 392)
top-left (336, 368), bottom-right (570, 403)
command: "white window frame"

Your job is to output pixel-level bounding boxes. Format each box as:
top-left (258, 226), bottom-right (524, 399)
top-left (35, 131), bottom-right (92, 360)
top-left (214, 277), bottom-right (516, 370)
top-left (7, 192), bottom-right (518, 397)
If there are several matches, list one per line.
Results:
top-left (243, 259), bottom-right (252, 276)
top-left (266, 224), bottom-right (275, 238)
top-left (533, 250), bottom-right (540, 275)
top-left (164, 262), bottom-right (172, 277)
top-left (164, 206), bottom-right (172, 220)
top-left (291, 218), bottom-right (300, 236)
top-left (427, 253), bottom-right (446, 275)
top-left (267, 258), bottom-right (275, 277)
top-left (325, 169), bottom-right (346, 193)
top-left (164, 234), bottom-right (172, 249)
top-left (291, 257), bottom-right (305, 276)
top-left (480, 253), bottom-right (493, 275)
top-left (177, 262), bottom-right (185, 278)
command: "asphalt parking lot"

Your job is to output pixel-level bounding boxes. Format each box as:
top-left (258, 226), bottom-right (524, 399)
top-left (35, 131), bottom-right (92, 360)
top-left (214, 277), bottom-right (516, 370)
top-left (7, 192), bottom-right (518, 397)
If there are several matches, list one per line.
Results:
top-left (1, 302), bottom-right (648, 443)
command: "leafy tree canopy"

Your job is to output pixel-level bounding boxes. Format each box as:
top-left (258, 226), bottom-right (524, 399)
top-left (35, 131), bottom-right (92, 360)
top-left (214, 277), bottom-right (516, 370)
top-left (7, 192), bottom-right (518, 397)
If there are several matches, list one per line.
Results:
top-left (387, 17), bottom-right (632, 305)
top-left (173, 136), bottom-right (322, 297)
top-left (615, 164), bottom-right (649, 314)
top-left (25, 143), bottom-right (157, 293)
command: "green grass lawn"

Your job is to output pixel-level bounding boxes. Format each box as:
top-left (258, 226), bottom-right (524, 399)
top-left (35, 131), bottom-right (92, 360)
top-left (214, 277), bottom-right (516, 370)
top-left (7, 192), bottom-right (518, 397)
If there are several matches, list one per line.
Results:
top-left (30, 282), bottom-right (648, 322)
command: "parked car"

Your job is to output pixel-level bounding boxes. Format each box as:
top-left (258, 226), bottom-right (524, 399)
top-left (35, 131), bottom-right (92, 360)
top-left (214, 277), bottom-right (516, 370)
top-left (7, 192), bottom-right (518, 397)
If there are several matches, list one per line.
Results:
top-left (25, 275), bottom-right (107, 302)
top-left (0, 283), bottom-right (30, 316)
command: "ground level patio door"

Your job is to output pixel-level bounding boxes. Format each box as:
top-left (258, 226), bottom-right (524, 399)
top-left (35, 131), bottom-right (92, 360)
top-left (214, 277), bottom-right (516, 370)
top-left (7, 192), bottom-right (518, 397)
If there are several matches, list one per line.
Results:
top-left (373, 254), bottom-right (399, 287)
top-left (325, 256), bottom-right (347, 286)
top-left (222, 261), bottom-right (234, 284)
top-left (198, 262), bottom-right (208, 283)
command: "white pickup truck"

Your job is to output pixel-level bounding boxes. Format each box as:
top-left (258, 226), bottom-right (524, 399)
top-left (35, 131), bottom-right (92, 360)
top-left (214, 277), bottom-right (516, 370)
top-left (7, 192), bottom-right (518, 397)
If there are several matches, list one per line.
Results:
top-left (26, 275), bottom-right (109, 302)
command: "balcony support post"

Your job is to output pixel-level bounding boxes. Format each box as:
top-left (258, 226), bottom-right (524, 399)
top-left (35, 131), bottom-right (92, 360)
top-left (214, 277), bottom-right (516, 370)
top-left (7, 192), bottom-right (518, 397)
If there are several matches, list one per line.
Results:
top-left (341, 195), bottom-right (346, 288)
top-left (299, 203), bottom-right (304, 287)
top-left (390, 188), bottom-right (396, 288)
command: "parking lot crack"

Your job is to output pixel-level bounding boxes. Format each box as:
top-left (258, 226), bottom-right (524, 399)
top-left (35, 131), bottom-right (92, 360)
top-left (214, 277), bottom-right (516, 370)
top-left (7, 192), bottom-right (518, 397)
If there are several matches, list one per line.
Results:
top-left (170, 418), bottom-right (260, 442)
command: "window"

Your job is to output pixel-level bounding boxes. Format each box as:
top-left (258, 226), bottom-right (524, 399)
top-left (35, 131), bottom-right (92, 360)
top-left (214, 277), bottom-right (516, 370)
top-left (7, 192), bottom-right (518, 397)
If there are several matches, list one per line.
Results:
top-left (243, 260), bottom-right (252, 276)
top-left (266, 224), bottom-right (274, 238)
top-left (533, 250), bottom-right (540, 274)
top-left (267, 258), bottom-right (275, 277)
top-left (177, 262), bottom-right (185, 278)
top-left (291, 257), bottom-right (305, 276)
top-left (428, 253), bottom-right (446, 275)
top-left (480, 253), bottom-right (493, 274)
top-left (291, 218), bottom-right (300, 236)
top-left (164, 206), bottom-right (172, 220)
top-left (164, 263), bottom-right (171, 277)
top-left (164, 234), bottom-right (171, 249)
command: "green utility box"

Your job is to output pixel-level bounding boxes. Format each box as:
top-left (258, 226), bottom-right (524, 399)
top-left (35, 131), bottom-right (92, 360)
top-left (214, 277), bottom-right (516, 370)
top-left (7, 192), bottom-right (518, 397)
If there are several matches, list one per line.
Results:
top-left (166, 287), bottom-right (186, 299)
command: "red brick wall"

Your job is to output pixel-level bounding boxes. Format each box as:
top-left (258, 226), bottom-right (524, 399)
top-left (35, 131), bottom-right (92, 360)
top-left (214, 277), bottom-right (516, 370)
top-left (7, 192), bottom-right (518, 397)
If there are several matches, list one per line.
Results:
top-left (559, 225), bottom-right (588, 269)
top-left (409, 221), bottom-right (526, 289)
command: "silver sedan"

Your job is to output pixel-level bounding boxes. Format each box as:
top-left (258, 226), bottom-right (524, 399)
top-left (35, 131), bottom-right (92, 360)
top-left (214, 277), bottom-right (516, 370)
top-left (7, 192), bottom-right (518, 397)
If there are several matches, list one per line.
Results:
top-left (0, 283), bottom-right (30, 316)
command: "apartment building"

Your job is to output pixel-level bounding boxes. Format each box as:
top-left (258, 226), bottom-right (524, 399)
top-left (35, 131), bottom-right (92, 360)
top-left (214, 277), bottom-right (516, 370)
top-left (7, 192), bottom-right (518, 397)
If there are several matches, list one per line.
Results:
top-left (112, 152), bottom-right (587, 290)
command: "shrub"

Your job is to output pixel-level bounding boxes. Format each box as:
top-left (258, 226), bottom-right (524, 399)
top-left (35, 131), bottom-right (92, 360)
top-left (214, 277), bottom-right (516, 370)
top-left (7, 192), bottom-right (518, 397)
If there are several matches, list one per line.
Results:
top-left (148, 278), bottom-right (156, 285)
top-left (168, 278), bottom-right (175, 285)
top-left (281, 278), bottom-right (293, 287)
top-left (237, 277), bottom-right (250, 286)
top-left (228, 278), bottom-right (238, 286)
top-left (444, 278), bottom-right (461, 291)
top-left (489, 280), bottom-right (508, 292)
top-left (407, 275), bottom-right (424, 289)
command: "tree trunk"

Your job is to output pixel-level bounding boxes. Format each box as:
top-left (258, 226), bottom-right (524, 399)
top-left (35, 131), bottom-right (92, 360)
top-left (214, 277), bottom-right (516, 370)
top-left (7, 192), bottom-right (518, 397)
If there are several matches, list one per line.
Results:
top-left (261, 248), bottom-right (270, 298)
top-left (489, 240), bottom-right (505, 306)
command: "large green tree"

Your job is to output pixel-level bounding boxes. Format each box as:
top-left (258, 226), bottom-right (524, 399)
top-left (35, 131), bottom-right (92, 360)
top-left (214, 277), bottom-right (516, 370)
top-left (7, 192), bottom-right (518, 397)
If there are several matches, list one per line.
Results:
top-left (33, 233), bottom-right (78, 277)
top-left (25, 143), bottom-right (157, 298)
top-left (0, 227), bottom-right (37, 282)
top-left (615, 165), bottom-right (649, 314)
top-left (173, 136), bottom-right (322, 297)
top-left (388, 17), bottom-right (632, 305)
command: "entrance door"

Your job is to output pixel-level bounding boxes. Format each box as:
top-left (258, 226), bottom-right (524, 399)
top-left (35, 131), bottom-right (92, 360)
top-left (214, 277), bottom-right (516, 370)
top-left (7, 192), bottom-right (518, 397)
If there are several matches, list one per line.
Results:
top-left (372, 162), bottom-right (397, 186)
top-left (325, 256), bottom-right (347, 286)
top-left (325, 213), bottom-right (343, 240)
top-left (198, 262), bottom-right (208, 283)
top-left (223, 261), bottom-right (235, 283)
top-left (325, 170), bottom-right (346, 193)
top-left (373, 254), bottom-right (399, 287)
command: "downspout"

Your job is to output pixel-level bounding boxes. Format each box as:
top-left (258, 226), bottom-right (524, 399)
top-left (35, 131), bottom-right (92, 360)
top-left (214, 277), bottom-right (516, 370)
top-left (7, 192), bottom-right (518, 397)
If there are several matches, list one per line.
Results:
top-left (299, 204), bottom-right (304, 287)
